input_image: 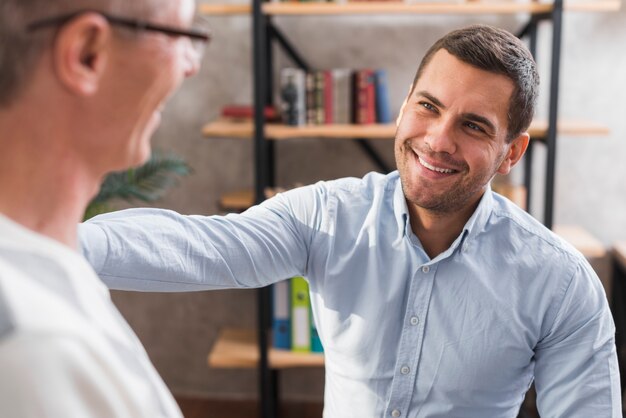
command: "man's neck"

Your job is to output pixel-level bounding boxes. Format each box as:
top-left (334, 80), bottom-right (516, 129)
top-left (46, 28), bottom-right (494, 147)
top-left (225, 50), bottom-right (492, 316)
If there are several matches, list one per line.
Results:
top-left (408, 196), bottom-right (482, 259)
top-left (0, 111), bottom-right (101, 249)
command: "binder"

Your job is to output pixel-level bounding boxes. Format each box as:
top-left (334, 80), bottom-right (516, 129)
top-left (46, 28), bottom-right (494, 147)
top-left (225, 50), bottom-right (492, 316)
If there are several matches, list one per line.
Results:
top-left (272, 280), bottom-right (291, 349)
top-left (311, 312), bottom-right (323, 353)
top-left (290, 276), bottom-right (311, 352)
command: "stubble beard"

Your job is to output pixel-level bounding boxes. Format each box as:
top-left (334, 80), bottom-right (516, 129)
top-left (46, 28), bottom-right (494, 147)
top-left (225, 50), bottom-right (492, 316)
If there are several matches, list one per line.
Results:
top-left (397, 142), bottom-right (496, 215)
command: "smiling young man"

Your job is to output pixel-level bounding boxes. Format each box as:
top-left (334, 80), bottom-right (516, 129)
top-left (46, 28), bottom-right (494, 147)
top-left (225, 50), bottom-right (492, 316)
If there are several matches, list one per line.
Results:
top-left (395, 46), bottom-right (528, 258)
top-left (0, 0), bottom-right (207, 416)
top-left (79, 25), bottom-right (620, 416)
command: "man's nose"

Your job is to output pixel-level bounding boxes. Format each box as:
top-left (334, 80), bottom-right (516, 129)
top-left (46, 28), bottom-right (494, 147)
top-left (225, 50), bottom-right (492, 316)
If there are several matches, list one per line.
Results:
top-left (424, 120), bottom-right (457, 154)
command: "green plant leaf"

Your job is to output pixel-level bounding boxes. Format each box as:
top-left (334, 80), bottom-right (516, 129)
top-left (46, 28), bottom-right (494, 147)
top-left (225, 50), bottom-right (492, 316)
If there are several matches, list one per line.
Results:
top-left (84, 150), bottom-right (191, 220)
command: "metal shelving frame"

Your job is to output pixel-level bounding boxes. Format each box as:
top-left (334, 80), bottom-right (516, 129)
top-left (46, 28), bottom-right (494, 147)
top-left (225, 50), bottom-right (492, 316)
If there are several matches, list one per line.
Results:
top-left (251, 3), bottom-right (565, 417)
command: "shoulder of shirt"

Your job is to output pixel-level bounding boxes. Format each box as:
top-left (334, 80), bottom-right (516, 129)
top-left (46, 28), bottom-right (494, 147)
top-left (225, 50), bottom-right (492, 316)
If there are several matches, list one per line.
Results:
top-left (0, 246), bottom-right (104, 345)
top-left (313, 171), bottom-right (398, 200)
top-left (488, 192), bottom-right (589, 269)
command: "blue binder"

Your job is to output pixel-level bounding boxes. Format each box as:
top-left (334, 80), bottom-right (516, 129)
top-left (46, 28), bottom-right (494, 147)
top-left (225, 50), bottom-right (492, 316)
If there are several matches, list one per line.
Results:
top-left (272, 280), bottom-right (290, 349)
top-left (374, 69), bottom-right (392, 124)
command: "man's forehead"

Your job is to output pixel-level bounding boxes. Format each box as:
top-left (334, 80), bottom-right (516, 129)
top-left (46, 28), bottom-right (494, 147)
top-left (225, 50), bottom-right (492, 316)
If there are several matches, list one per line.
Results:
top-left (416, 51), bottom-right (514, 103)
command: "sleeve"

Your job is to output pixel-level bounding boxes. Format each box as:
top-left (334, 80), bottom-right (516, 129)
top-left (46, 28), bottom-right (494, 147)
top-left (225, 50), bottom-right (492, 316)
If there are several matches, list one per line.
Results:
top-left (78, 184), bottom-right (327, 292)
top-left (533, 259), bottom-right (621, 417)
top-left (0, 334), bottom-right (173, 418)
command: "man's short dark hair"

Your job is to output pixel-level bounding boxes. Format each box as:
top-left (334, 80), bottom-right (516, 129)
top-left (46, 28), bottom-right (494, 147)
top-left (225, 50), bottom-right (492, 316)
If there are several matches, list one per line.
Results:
top-left (412, 24), bottom-right (539, 142)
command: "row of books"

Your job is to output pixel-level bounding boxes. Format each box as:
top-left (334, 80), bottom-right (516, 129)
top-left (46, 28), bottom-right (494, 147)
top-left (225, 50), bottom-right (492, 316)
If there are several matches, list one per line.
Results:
top-left (272, 0), bottom-right (404, 3)
top-left (272, 277), bottom-right (323, 353)
top-left (279, 67), bottom-right (392, 126)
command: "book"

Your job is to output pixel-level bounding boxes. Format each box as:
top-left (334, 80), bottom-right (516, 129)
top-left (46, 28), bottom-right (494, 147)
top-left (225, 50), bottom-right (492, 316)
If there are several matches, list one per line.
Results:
top-left (374, 69), bottom-right (392, 124)
top-left (331, 68), bottom-right (352, 124)
top-left (314, 71), bottom-right (326, 125)
top-left (290, 276), bottom-right (311, 352)
top-left (310, 309), bottom-right (323, 353)
top-left (323, 70), bottom-right (334, 125)
top-left (305, 72), bottom-right (316, 125)
top-left (272, 280), bottom-right (291, 349)
top-left (353, 69), bottom-right (376, 125)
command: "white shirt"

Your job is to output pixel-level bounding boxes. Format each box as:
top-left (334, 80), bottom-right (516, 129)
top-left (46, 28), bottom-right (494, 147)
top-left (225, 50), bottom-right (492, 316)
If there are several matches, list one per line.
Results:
top-left (0, 214), bottom-right (182, 418)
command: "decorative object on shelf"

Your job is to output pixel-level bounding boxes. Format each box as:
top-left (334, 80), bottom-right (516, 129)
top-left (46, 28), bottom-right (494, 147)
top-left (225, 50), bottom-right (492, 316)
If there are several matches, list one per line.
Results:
top-left (221, 104), bottom-right (280, 121)
top-left (84, 150), bottom-right (191, 220)
top-left (280, 67), bottom-right (307, 125)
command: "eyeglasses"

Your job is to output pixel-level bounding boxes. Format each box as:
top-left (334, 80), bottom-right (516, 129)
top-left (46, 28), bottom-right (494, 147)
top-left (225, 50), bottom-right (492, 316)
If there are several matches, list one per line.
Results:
top-left (27, 10), bottom-right (211, 61)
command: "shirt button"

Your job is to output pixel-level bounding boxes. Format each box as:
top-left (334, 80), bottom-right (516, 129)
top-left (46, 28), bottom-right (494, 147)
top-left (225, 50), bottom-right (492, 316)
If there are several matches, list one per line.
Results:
top-left (422, 265), bottom-right (430, 273)
top-left (400, 366), bottom-right (410, 375)
top-left (410, 316), bottom-right (419, 326)
top-left (391, 410), bottom-right (401, 417)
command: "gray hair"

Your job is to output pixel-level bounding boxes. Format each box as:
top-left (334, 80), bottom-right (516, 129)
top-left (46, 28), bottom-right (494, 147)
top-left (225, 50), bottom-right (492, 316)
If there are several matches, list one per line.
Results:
top-left (412, 24), bottom-right (539, 142)
top-left (0, 0), bottom-right (160, 107)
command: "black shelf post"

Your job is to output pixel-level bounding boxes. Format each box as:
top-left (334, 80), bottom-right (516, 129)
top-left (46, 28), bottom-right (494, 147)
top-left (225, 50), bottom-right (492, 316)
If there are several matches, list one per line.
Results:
top-left (544, 0), bottom-right (564, 229)
top-left (252, 0), bottom-right (276, 418)
top-left (521, 18), bottom-right (538, 213)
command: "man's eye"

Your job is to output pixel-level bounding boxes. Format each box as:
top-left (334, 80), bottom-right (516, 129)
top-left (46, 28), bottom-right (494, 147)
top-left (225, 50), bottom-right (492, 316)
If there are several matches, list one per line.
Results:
top-left (420, 102), bottom-right (436, 111)
top-left (466, 122), bottom-right (485, 133)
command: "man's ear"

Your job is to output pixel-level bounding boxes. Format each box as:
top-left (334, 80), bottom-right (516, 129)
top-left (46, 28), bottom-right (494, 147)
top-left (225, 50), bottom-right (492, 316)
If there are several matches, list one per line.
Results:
top-left (396, 83), bottom-right (414, 126)
top-left (52, 13), bottom-right (111, 96)
top-left (497, 132), bottom-right (530, 175)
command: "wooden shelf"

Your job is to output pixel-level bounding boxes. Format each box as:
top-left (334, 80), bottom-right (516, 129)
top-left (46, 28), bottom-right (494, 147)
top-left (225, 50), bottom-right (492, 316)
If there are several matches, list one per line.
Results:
top-left (208, 328), bottom-right (325, 369)
top-left (203, 118), bottom-right (609, 140)
top-left (553, 225), bottom-right (606, 259)
top-left (198, 3), bottom-right (251, 15)
top-left (198, 0), bottom-right (620, 16)
top-left (261, 0), bottom-right (620, 15)
top-left (219, 189), bottom-right (255, 210)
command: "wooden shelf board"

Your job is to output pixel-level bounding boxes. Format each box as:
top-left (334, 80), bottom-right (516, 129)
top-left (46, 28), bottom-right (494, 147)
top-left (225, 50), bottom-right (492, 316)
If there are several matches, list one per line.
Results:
top-left (198, 0), bottom-right (620, 16)
top-left (198, 3), bottom-right (251, 15)
top-left (203, 118), bottom-right (609, 140)
top-left (553, 225), bottom-right (606, 259)
top-left (261, 0), bottom-right (619, 16)
top-left (219, 190), bottom-right (255, 210)
top-left (208, 328), bottom-right (325, 369)
top-left (565, 0), bottom-right (621, 12)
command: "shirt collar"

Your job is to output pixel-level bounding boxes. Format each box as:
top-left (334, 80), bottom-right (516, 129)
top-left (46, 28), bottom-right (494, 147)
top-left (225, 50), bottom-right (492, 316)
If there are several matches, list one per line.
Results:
top-left (461, 184), bottom-right (494, 244)
top-left (392, 174), bottom-right (411, 238)
top-left (391, 175), bottom-right (495, 249)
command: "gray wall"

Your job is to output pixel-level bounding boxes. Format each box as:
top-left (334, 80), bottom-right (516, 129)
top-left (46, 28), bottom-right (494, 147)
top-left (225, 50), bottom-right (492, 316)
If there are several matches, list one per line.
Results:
top-left (109, 3), bottom-right (626, 401)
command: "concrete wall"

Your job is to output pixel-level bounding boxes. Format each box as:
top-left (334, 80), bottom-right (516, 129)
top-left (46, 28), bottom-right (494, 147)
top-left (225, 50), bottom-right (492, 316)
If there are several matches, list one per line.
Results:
top-left (109, 2), bottom-right (626, 401)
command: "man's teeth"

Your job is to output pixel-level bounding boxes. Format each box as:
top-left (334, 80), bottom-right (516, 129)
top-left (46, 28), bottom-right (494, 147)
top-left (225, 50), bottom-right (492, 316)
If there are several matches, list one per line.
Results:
top-left (418, 156), bottom-right (454, 174)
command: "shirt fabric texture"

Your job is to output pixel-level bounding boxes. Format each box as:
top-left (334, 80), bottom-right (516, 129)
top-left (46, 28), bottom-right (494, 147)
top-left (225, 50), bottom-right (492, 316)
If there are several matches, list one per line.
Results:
top-left (80, 171), bottom-right (620, 418)
top-left (0, 214), bottom-right (183, 418)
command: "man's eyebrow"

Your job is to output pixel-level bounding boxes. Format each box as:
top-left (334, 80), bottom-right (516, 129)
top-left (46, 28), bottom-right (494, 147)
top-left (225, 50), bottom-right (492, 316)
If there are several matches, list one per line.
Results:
top-left (415, 91), bottom-right (445, 109)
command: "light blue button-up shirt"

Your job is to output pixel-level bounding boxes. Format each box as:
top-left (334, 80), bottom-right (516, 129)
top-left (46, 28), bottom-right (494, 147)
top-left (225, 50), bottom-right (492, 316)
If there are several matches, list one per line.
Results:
top-left (80, 171), bottom-right (620, 417)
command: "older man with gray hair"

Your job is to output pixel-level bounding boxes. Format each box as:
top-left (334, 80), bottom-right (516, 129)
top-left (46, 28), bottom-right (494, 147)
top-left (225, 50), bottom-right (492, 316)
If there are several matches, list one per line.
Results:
top-left (0, 0), bottom-right (208, 416)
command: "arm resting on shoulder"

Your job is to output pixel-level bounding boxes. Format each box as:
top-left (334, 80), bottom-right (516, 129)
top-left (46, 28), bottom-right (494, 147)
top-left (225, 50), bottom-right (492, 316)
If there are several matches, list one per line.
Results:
top-left (79, 186), bottom-right (323, 291)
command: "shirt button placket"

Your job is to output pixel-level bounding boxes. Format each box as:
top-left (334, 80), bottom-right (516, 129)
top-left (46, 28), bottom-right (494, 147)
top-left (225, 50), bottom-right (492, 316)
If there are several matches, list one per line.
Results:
top-left (391, 409), bottom-right (401, 417)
